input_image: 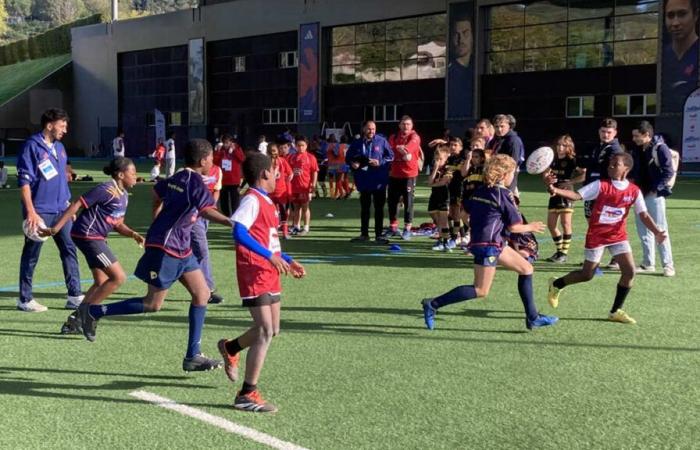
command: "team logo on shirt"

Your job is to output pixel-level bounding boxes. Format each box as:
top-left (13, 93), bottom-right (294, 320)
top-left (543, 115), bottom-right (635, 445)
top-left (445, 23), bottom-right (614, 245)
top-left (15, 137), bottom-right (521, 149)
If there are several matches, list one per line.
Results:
top-left (623, 195), bottom-right (633, 203)
top-left (150, 271), bottom-right (158, 279)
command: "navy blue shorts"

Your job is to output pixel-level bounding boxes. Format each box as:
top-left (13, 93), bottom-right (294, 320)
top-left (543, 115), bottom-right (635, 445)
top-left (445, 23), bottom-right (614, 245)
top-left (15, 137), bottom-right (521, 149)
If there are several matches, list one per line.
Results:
top-left (470, 245), bottom-right (502, 267)
top-left (74, 238), bottom-right (118, 269)
top-left (134, 247), bottom-right (200, 289)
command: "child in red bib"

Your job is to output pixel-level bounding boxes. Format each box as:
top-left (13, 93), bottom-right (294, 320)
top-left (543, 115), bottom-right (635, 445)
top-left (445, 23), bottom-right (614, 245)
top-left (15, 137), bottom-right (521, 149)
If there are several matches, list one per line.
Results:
top-left (547, 153), bottom-right (667, 324)
top-left (219, 152), bottom-right (306, 413)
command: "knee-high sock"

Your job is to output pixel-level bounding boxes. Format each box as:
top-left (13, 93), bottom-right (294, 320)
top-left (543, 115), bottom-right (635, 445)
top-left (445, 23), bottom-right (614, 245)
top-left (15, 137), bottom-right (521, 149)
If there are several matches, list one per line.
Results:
top-left (431, 285), bottom-right (477, 309)
top-left (552, 234), bottom-right (563, 252)
top-left (186, 305), bottom-right (207, 358)
top-left (561, 234), bottom-right (572, 255)
top-left (517, 275), bottom-right (539, 322)
top-left (90, 297), bottom-right (144, 319)
top-left (611, 284), bottom-right (631, 313)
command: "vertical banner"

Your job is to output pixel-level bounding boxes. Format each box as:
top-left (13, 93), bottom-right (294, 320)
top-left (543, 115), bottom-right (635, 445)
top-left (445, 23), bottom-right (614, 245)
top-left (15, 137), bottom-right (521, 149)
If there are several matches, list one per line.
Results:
top-left (660, 1), bottom-right (699, 114)
top-left (298, 22), bottom-right (320, 124)
top-left (188, 38), bottom-right (205, 125)
top-left (446, 1), bottom-right (475, 120)
top-left (682, 87), bottom-right (700, 162)
top-left (155, 109), bottom-right (166, 147)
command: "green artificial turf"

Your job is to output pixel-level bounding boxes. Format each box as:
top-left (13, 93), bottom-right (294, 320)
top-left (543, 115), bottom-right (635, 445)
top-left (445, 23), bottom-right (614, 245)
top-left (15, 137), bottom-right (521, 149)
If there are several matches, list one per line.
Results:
top-left (0, 54), bottom-right (71, 106)
top-left (0, 160), bottom-right (698, 449)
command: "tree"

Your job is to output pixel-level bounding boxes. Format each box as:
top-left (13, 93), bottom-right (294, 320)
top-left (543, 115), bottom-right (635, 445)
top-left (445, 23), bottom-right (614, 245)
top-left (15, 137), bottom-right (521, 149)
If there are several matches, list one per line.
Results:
top-left (0, 1), bottom-right (8, 36)
top-left (32, 0), bottom-right (85, 24)
top-left (5, 0), bottom-right (32, 18)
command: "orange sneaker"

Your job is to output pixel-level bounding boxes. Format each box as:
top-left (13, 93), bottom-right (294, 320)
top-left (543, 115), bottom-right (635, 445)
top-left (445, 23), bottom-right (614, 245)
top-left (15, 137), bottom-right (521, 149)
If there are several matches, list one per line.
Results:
top-left (234, 389), bottom-right (278, 413)
top-left (217, 339), bottom-right (240, 382)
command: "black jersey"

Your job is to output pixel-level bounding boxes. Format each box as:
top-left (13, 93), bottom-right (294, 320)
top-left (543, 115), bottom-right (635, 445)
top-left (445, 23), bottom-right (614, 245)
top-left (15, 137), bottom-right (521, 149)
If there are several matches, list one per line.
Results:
top-left (462, 165), bottom-right (485, 200)
top-left (445, 151), bottom-right (466, 196)
top-left (549, 156), bottom-right (578, 191)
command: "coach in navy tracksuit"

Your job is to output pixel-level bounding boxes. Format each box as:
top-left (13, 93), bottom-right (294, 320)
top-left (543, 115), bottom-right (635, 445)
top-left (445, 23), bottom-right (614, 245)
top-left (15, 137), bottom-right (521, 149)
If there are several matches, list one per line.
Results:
top-left (346, 121), bottom-right (394, 244)
top-left (16, 108), bottom-right (82, 312)
top-left (489, 114), bottom-right (525, 195)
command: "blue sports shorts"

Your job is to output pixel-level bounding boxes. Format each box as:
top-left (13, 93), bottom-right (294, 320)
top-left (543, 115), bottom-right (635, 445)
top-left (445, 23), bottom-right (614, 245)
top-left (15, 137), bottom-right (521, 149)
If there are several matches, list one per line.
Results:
top-left (470, 245), bottom-right (502, 267)
top-left (134, 247), bottom-right (200, 289)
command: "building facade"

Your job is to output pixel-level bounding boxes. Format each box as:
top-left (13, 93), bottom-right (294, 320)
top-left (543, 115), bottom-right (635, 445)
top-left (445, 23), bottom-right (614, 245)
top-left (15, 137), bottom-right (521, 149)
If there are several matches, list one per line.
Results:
top-left (70, 0), bottom-right (686, 158)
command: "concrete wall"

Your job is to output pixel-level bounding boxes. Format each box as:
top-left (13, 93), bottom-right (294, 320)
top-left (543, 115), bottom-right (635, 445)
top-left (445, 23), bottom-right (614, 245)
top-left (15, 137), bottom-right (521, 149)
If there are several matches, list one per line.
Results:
top-left (71, 0), bottom-right (446, 149)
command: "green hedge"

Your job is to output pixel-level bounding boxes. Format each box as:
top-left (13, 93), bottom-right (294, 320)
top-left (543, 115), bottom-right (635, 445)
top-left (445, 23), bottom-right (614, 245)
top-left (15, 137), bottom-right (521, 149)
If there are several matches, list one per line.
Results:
top-left (0, 14), bottom-right (104, 67)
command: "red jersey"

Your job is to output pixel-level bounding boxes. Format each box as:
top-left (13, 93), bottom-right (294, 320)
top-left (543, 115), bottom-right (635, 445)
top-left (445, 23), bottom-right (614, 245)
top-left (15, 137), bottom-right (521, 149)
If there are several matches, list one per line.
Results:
top-left (271, 157), bottom-right (292, 202)
top-left (327, 143), bottom-right (347, 167)
top-left (389, 131), bottom-right (422, 178)
top-left (289, 151), bottom-right (319, 193)
top-left (215, 144), bottom-right (245, 186)
top-left (152, 144), bottom-right (166, 163)
top-left (580, 179), bottom-right (645, 248)
top-left (232, 189), bottom-right (282, 299)
top-left (202, 165), bottom-right (222, 194)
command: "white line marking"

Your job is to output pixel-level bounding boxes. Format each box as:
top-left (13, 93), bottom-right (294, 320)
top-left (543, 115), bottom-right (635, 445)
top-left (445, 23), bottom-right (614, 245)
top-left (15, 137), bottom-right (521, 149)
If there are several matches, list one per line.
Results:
top-left (129, 390), bottom-right (309, 450)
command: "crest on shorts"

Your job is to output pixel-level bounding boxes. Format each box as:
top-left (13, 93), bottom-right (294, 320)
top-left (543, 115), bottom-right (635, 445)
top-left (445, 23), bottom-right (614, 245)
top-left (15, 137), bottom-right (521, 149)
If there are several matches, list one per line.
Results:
top-left (488, 256), bottom-right (496, 263)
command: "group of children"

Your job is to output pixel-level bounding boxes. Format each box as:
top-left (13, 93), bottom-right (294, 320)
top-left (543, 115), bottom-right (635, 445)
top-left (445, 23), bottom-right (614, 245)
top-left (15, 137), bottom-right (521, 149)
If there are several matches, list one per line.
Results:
top-left (421, 120), bottom-right (668, 331)
top-left (49, 141), bottom-right (305, 413)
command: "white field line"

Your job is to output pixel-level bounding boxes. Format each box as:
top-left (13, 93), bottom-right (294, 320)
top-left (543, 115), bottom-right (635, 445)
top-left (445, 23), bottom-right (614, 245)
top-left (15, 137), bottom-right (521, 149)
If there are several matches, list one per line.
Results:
top-left (129, 390), bottom-right (309, 450)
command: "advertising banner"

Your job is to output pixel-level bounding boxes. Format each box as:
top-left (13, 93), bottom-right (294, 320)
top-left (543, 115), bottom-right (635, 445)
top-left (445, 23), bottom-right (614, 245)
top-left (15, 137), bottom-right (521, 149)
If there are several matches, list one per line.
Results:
top-left (446, 1), bottom-right (475, 120)
top-left (682, 87), bottom-right (700, 162)
top-left (188, 38), bottom-right (205, 125)
top-left (299, 23), bottom-right (320, 123)
top-left (155, 109), bottom-right (166, 147)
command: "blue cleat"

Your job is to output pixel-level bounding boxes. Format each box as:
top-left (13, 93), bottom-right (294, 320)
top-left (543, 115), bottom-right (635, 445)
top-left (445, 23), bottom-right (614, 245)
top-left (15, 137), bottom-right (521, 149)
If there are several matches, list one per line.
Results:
top-left (526, 314), bottom-right (559, 330)
top-left (594, 267), bottom-right (604, 276)
top-left (421, 298), bottom-right (436, 330)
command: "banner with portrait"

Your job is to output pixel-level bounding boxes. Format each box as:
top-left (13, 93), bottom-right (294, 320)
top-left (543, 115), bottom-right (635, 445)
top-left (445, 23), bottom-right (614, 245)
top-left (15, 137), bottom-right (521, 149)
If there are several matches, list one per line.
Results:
top-left (154, 109), bottom-right (166, 147)
top-left (298, 23), bottom-right (320, 123)
top-left (188, 38), bottom-right (205, 125)
top-left (660, 0), bottom-right (700, 114)
top-left (446, 1), bottom-right (475, 120)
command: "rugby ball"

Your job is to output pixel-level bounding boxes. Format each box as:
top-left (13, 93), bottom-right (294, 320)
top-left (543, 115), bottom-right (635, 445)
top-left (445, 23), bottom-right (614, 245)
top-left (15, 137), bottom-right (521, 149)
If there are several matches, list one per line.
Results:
top-left (526, 146), bottom-right (555, 175)
top-left (22, 218), bottom-right (49, 242)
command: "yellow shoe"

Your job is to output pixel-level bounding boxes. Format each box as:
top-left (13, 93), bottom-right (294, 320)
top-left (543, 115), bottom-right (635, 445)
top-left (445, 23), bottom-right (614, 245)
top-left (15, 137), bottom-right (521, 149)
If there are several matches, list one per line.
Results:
top-left (608, 309), bottom-right (636, 324)
top-left (547, 277), bottom-right (561, 308)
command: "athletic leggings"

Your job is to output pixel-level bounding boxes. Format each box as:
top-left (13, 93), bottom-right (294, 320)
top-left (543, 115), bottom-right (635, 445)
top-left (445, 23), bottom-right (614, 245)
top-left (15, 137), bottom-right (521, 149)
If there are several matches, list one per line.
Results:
top-left (219, 185), bottom-right (240, 217)
top-left (388, 176), bottom-right (416, 225)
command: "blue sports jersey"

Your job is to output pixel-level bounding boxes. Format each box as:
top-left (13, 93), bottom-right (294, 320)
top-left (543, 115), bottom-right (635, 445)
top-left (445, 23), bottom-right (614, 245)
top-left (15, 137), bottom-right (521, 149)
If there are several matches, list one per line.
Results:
top-left (72, 180), bottom-right (129, 240)
top-left (661, 40), bottom-right (699, 113)
top-left (146, 168), bottom-right (216, 258)
top-left (467, 185), bottom-right (522, 247)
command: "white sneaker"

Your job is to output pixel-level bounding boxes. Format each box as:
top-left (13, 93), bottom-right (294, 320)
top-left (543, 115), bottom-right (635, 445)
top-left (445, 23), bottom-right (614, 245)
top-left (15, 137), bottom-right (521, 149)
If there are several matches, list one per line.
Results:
top-left (17, 299), bottom-right (48, 312)
top-left (432, 243), bottom-right (445, 251)
top-left (663, 266), bottom-right (676, 277)
top-left (65, 294), bottom-right (85, 310)
top-left (635, 265), bottom-right (655, 273)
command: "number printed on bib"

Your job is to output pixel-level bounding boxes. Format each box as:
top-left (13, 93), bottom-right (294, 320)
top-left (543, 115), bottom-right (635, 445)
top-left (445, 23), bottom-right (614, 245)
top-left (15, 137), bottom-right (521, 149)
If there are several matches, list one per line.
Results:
top-left (268, 227), bottom-right (281, 253)
top-left (599, 205), bottom-right (625, 224)
top-left (222, 159), bottom-right (232, 171)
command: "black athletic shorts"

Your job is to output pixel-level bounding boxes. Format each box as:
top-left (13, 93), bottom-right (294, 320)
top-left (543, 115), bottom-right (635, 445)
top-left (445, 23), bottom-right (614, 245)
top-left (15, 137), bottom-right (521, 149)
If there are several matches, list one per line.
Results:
top-left (74, 238), bottom-right (118, 269)
top-left (242, 293), bottom-right (281, 307)
top-left (428, 188), bottom-right (449, 212)
top-left (548, 194), bottom-right (574, 212)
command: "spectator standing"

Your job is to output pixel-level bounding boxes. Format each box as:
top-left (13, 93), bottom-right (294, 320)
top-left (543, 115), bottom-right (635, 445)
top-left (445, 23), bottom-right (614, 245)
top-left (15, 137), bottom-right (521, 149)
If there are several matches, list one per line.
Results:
top-left (488, 114), bottom-right (524, 195)
top-left (165, 131), bottom-right (177, 178)
top-left (215, 134), bottom-right (246, 217)
top-left (112, 130), bottom-right (125, 158)
top-left (257, 135), bottom-right (268, 155)
top-left (388, 115), bottom-right (423, 240)
top-left (631, 121), bottom-right (676, 276)
top-left (346, 121), bottom-right (394, 244)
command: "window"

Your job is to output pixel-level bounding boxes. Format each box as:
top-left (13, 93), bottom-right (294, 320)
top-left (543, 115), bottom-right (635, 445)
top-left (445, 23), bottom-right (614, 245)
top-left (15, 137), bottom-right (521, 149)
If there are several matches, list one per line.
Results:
top-left (566, 96), bottom-right (595, 117)
top-left (364, 105), bottom-right (399, 122)
top-left (485, 0), bottom-right (658, 74)
top-left (279, 51), bottom-right (298, 68)
top-left (330, 13), bottom-right (447, 85)
top-left (233, 56), bottom-right (245, 72)
top-left (613, 93), bottom-right (656, 116)
top-left (262, 108), bottom-right (297, 124)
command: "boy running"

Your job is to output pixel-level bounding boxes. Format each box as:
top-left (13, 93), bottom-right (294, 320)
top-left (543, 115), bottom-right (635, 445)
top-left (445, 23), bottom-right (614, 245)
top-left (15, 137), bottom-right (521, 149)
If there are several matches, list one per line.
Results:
top-left (77, 139), bottom-right (233, 371)
top-left (547, 153), bottom-right (667, 324)
top-left (422, 154), bottom-right (558, 330)
top-left (218, 153), bottom-right (306, 413)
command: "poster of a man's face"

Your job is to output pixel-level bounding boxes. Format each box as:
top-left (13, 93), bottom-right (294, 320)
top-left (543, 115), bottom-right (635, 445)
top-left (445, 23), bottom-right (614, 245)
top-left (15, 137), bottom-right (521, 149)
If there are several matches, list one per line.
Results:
top-left (446, 1), bottom-right (475, 120)
top-left (661, 0), bottom-right (700, 113)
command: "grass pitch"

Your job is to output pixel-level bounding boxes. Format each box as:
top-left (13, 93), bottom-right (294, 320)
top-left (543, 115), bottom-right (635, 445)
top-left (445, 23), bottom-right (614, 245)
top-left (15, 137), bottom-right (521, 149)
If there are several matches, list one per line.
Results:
top-left (0, 160), bottom-right (698, 449)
